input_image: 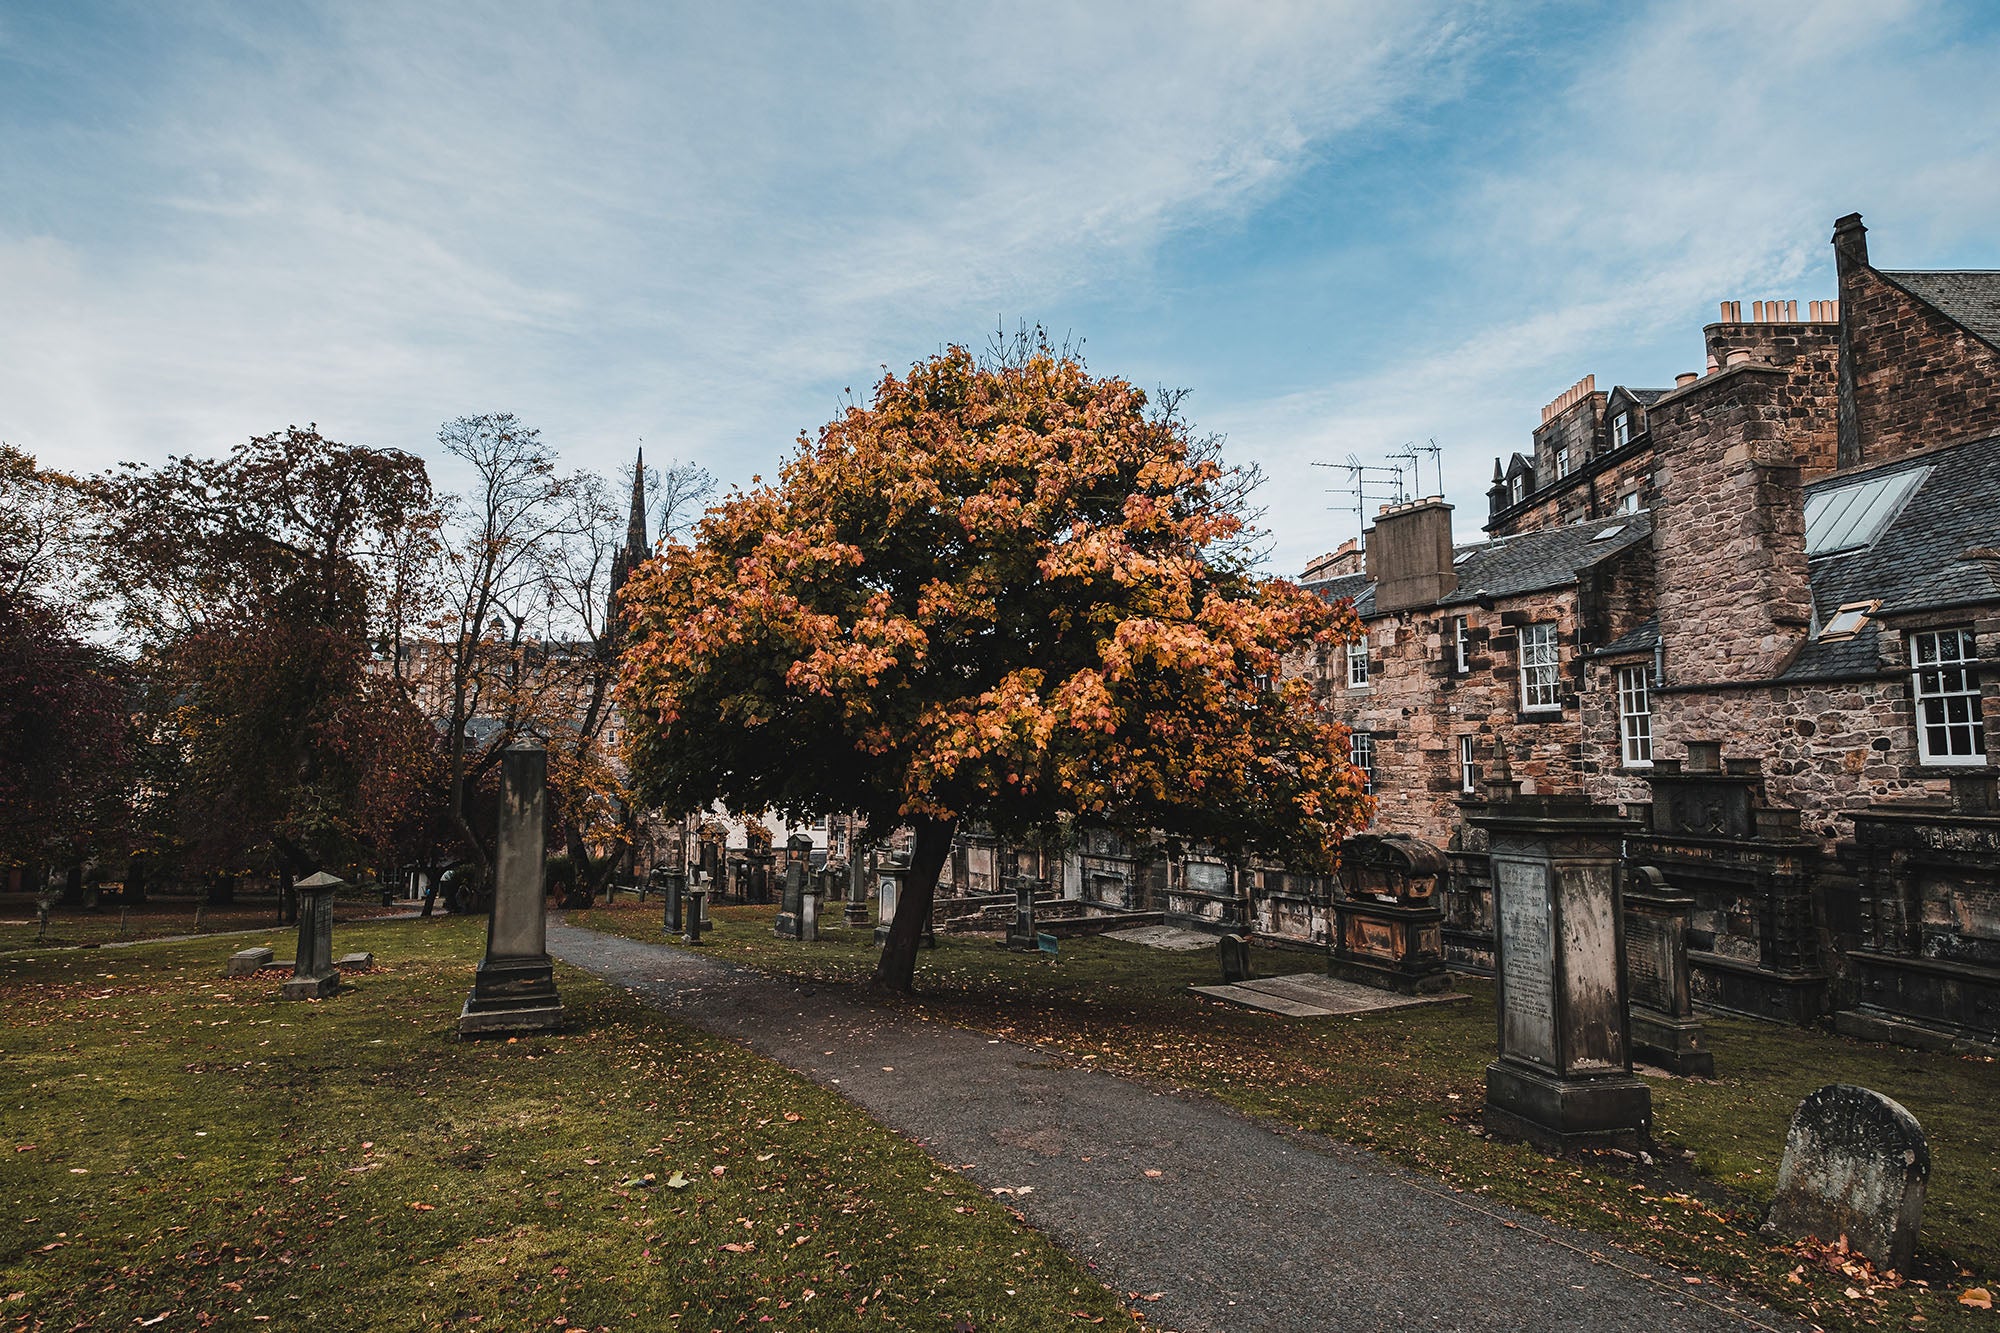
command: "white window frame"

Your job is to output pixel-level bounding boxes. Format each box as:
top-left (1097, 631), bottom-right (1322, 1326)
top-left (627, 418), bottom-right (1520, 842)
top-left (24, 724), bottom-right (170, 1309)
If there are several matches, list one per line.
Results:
top-left (1350, 730), bottom-right (1375, 794)
top-left (1556, 445), bottom-right (1572, 479)
top-left (1458, 734), bottom-right (1478, 794)
top-left (1910, 628), bottom-right (1986, 766)
top-left (1519, 623), bottom-right (1562, 713)
top-left (1347, 635), bottom-right (1370, 689)
top-left (1616, 664), bottom-right (1653, 768)
top-left (1452, 616), bottom-right (1470, 674)
top-left (1612, 412), bottom-right (1630, 449)
top-left (1619, 491), bottom-right (1640, 515)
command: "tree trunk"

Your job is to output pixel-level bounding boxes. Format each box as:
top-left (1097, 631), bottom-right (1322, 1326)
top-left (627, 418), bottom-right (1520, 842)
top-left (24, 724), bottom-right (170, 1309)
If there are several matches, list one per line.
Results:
top-left (870, 815), bottom-right (958, 995)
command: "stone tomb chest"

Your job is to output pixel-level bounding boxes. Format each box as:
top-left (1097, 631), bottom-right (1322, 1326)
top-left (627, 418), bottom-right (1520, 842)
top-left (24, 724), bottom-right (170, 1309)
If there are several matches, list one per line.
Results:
top-left (1329, 834), bottom-right (1449, 994)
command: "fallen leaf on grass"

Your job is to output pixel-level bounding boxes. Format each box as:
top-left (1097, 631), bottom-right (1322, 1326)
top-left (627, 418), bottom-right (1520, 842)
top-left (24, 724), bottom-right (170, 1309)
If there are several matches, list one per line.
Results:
top-left (408, 1202), bottom-right (435, 1211)
top-left (1962, 1288), bottom-right (1993, 1309)
top-left (1143, 1170), bottom-right (1162, 1179)
top-left (664, 1173), bottom-right (690, 1190)
top-left (720, 1242), bottom-right (754, 1254)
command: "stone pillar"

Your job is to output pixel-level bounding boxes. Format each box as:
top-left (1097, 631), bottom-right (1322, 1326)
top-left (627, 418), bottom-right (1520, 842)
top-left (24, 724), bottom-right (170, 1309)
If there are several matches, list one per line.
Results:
top-left (872, 863), bottom-right (906, 947)
top-left (682, 887), bottom-right (708, 945)
top-left (845, 844), bottom-right (871, 928)
top-left (774, 849), bottom-right (807, 939)
top-left (1623, 865), bottom-right (1713, 1076)
top-left (1470, 796), bottom-right (1651, 1151)
top-left (1006, 874), bottom-right (1038, 951)
top-left (282, 871), bottom-right (343, 1000)
top-left (459, 742), bottom-right (564, 1035)
top-left (663, 868), bottom-right (686, 935)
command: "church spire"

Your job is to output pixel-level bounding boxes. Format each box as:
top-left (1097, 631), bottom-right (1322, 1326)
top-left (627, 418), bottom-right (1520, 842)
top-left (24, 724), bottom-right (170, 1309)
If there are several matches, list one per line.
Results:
top-left (626, 446), bottom-right (648, 561)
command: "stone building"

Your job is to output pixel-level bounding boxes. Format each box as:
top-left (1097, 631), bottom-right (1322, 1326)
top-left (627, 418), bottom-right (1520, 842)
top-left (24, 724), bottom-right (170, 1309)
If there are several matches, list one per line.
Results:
top-left (1287, 213), bottom-right (1999, 1050)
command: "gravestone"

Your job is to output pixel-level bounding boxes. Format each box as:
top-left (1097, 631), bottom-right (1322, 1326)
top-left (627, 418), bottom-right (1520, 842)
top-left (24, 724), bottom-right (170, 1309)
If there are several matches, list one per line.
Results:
top-left (1037, 931), bottom-right (1058, 957)
top-left (1623, 866), bottom-right (1713, 1075)
top-left (1329, 833), bottom-right (1450, 994)
top-left (335, 951), bottom-right (374, 971)
top-left (801, 890), bottom-right (819, 942)
top-left (662, 869), bottom-right (685, 935)
top-left (845, 846), bottom-right (872, 928)
top-left (873, 865), bottom-right (905, 947)
top-left (282, 871), bottom-right (343, 1000)
top-left (774, 855), bottom-right (806, 939)
top-left (226, 946), bottom-right (274, 977)
top-left (1006, 875), bottom-right (1038, 951)
top-left (458, 742), bottom-right (565, 1035)
top-left (1471, 796), bottom-right (1651, 1151)
top-left (682, 887), bottom-right (708, 945)
top-left (1764, 1085), bottom-right (1928, 1272)
top-left (1218, 933), bottom-right (1251, 984)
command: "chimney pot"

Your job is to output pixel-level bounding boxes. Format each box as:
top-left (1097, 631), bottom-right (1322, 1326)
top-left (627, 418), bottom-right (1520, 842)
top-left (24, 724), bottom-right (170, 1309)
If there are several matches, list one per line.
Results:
top-left (1675, 371), bottom-right (1698, 387)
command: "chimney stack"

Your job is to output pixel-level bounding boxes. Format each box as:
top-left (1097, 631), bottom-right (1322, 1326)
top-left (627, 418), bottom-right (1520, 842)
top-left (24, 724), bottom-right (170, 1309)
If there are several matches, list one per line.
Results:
top-left (1365, 498), bottom-right (1457, 613)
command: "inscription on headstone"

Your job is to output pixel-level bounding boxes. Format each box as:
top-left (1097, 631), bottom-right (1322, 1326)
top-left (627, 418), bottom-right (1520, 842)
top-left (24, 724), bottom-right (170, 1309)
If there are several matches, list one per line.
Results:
top-left (1185, 862), bottom-right (1229, 895)
top-left (1496, 859), bottom-right (1556, 1068)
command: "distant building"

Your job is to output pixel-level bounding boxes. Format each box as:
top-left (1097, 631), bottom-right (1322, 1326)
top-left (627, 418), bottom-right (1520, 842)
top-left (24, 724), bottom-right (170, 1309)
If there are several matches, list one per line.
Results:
top-left (1288, 213), bottom-right (1999, 1049)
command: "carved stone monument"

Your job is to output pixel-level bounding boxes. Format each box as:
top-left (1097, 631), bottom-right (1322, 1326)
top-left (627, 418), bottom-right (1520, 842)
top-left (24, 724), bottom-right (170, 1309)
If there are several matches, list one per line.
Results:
top-left (1764, 1084), bottom-right (1928, 1272)
top-left (1329, 833), bottom-right (1450, 994)
top-left (682, 886), bottom-right (708, 945)
top-left (1006, 875), bottom-right (1038, 951)
top-left (458, 742), bottom-right (565, 1035)
top-left (873, 863), bottom-right (906, 947)
top-left (282, 871), bottom-right (343, 1000)
top-left (1623, 865), bottom-right (1713, 1075)
top-left (845, 845), bottom-right (872, 928)
top-left (1471, 795), bottom-right (1651, 1151)
top-left (774, 848), bottom-right (807, 940)
top-left (662, 868), bottom-right (685, 935)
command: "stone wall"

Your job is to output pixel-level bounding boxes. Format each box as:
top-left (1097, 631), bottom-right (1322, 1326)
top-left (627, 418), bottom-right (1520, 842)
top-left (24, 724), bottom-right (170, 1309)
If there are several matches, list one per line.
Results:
top-left (1701, 319), bottom-right (1841, 478)
top-left (1841, 264), bottom-right (2000, 469)
top-left (1648, 363), bottom-right (1825, 686)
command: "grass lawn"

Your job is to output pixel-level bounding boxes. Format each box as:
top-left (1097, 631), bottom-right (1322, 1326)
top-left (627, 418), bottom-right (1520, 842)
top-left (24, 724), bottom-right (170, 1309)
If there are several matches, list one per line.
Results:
top-left (573, 897), bottom-right (2000, 1333)
top-left (0, 914), bottom-right (1135, 1332)
top-left (0, 895), bottom-right (412, 953)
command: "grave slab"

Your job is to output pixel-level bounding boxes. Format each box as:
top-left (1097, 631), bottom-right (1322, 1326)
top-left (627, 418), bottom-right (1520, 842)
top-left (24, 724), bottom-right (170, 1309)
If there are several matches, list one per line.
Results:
top-left (1192, 972), bottom-right (1470, 1018)
top-left (1102, 925), bottom-right (1215, 951)
top-left (225, 946), bottom-right (274, 977)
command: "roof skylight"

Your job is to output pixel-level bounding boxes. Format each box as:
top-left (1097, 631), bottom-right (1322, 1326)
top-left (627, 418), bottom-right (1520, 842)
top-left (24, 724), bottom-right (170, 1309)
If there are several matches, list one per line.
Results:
top-left (1591, 525), bottom-right (1625, 542)
top-left (1805, 466), bottom-right (1929, 557)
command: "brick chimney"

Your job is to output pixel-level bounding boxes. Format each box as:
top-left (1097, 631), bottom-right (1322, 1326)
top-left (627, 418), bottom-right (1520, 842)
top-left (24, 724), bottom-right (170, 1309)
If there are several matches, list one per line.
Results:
top-left (1364, 498), bottom-right (1457, 613)
top-left (1833, 213), bottom-right (1868, 469)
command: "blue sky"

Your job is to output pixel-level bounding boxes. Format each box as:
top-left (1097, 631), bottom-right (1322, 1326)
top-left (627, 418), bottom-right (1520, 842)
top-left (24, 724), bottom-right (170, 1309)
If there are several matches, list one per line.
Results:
top-left (5, 1), bottom-right (1998, 573)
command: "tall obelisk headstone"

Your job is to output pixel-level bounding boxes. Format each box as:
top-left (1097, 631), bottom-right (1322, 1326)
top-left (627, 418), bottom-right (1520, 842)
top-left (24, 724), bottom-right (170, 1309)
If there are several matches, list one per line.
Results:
top-left (1470, 791), bottom-right (1651, 1150)
top-left (282, 870), bottom-right (344, 1000)
top-left (459, 741), bottom-right (565, 1035)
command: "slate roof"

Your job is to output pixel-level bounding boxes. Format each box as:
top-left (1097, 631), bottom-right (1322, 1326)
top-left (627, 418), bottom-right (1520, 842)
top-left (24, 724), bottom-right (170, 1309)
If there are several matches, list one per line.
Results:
top-left (1784, 432), bottom-right (2000, 680)
top-left (1881, 270), bottom-right (2000, 349)
top-left (1593, 617), bottom-right (1660, 659)
top-left (1626, 388), bottom-right (1669, 407)
top-left (1299, 512), bottom-right (1653, 619)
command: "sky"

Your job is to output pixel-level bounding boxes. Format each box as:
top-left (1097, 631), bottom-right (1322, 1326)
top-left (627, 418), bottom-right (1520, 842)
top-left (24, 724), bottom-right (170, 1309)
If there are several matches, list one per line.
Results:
top-left (4, 0), bottom-right (1999, 574)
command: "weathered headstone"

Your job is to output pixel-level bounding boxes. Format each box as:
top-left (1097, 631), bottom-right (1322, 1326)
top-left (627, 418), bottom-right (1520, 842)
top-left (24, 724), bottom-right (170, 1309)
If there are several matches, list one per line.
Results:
top-left (801, 890), bottom-right (820, 942)
top-left (774, 855), bottom-right (806, 939)
top-left (682, 887), bottom-right (708, 946)
top-left (662, 869), bottom-right (685, 935)
top-left (282, 871), bottom-right (343, 1000)
top-left (1623, 865), bottom-right (1713, 1076)
top-left (845, 846), bottom-right (872, 928)
top-left (873, 865), bottom-right (905, 947)
top-left (1471, 796), bottom-right (1651, 1151)
top-left (1764, 1085), bottom-right (1928, 1272)
top-left (1218, 933), bottom-right (1251, 984)
top-left (458, 742), bottom-right (565, 1035)
top-left (226, 946), bottom-right (274, 977)
top-left (1006, 875), bottom-right (1038, 951)
top-left (335, 951), bottom-right (374, 971)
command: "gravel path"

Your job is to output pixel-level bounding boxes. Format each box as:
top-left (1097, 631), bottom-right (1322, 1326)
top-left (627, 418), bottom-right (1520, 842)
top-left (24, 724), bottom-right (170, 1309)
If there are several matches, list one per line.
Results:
top-left (548, 920), bottom-right (1804, 1333)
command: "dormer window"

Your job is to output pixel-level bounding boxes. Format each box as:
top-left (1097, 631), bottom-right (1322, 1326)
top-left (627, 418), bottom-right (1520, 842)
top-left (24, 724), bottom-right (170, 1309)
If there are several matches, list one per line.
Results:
top-left (1508, 474), bottom-right (1526, 505)
top-left (1556, 445), bottom-right (1573, 479)
top-left (1612, 412), bottom-right (1631, 449)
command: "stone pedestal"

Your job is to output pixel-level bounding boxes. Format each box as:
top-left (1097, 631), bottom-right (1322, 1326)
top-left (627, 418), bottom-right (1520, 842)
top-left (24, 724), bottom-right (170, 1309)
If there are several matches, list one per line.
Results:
top-left (845, 847), bottom-right (871, 928)
top-left (1624, 866), bottom-right (1713, 1075)
top-left (1328, 834), bottom-right (1451, 995)
top-left (282, 871), bottom-right (343, 1000)
top-left (873, 865), bottom-right (905, 947)
top-left (459, 743), bottom-right (565, 1036)
top-left (1006, 875), bottom-right (1039, 951)
top-left (1472, 797), bottom-right (1651, 1151)
top-left (775, 840), bottom-right (808, 938)
top-left (662, 869), bottom-right (685, 935)
top-left (682, 888), bottom-right (708, 945)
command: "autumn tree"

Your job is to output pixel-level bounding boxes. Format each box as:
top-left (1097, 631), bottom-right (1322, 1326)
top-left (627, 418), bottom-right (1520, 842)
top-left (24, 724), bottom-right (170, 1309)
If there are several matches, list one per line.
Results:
top-left (101, 426), bottom-right (438, 895)
top-left (619, 336), bottom-right (1371, 992)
